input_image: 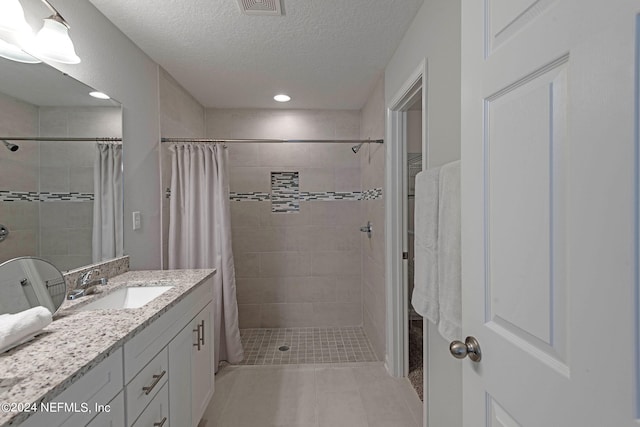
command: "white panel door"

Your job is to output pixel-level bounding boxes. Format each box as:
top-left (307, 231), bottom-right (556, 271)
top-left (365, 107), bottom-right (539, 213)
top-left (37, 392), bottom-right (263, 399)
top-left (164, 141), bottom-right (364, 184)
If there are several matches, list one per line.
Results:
top-left (461, 1), bottom-right (640, 425)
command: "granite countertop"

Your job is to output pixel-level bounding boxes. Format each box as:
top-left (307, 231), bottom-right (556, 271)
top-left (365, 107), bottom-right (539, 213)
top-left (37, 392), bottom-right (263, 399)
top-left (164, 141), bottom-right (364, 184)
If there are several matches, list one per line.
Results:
top-left (0, 269), bottom-right (216, 427)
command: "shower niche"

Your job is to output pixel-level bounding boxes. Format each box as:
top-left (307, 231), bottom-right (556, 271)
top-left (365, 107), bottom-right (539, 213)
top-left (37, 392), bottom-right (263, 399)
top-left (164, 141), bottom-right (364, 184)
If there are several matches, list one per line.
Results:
top-left (0, 57), bottom-right (123, 272)
top-left (271, 171), bottom-right (300, 213)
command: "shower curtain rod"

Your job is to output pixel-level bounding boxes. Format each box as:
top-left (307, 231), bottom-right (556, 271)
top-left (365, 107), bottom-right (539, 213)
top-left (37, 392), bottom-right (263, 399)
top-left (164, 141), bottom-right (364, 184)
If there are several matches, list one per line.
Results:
top-left (161, 137), bottom-right (384, 144)
top-left (0, 137), bottom-right (122, 142)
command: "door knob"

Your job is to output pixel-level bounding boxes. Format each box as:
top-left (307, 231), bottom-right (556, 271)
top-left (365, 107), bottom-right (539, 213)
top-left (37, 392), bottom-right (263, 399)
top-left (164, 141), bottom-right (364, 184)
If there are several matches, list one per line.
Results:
top-left (449, 336), bottom-right (481, 362)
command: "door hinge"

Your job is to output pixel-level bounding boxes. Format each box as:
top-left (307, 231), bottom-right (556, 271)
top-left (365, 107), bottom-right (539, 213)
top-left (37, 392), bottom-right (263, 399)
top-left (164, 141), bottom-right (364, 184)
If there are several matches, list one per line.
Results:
top-left (402, 252), bottom-right (409, 260)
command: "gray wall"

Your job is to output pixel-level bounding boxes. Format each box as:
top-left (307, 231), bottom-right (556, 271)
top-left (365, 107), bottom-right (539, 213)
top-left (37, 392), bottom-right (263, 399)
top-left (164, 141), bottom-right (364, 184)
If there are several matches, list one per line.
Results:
top-left (385, 0), bottom-right (461, 169)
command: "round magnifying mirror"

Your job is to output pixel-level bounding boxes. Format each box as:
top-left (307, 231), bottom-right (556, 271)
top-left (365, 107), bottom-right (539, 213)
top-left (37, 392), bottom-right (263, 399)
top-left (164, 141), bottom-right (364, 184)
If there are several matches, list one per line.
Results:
top-left (0, 257), bottom-right (66, 315)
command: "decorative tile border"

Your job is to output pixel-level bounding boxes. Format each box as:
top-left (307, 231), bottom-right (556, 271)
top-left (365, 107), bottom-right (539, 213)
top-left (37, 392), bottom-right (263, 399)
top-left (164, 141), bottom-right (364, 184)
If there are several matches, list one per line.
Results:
top-left (167, 188), bottom-right (385, 203)
top-left (227, 187), bottom-right (384, 202)
top-left (0, 191), bottom-right (39, 202)
top-left (300, 191), bottom-right (362, 201)
top-left (0, 190), bottom-right (94, 202)
top-left (229, 192), bottom-right (271, 202)
top-left (40, 192), bottom-right (94, 202)
top-left (361, 188), bottom-right (383, 200)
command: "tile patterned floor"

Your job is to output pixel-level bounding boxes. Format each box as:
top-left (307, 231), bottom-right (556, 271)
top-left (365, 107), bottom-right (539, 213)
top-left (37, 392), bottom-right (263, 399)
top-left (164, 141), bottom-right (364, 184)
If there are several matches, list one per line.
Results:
top-left (200, 363), bottom-right (423, 427)
top-left (237, 327), bottom-right (378, 365)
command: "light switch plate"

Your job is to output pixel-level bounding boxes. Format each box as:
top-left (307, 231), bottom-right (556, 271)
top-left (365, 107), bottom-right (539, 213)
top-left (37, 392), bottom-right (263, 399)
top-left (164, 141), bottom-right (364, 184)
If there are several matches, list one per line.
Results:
top-left (132, 211), bottom-right (141, 230)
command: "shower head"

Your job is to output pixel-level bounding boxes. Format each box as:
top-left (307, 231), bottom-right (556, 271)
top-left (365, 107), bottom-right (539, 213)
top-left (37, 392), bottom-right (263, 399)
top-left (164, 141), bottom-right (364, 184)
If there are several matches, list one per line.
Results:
top-left (2, 140), bottom-right (18, 152)
top-left (351, 142), bottom-right (365, 154)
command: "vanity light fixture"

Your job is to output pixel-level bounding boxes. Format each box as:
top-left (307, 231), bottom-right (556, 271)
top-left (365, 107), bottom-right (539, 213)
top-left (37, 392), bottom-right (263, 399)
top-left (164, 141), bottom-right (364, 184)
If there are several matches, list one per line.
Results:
top-left (33, 0), bottom-right (80, 64)
top-left (274, 94), bottom-right (291, 102)
top-left (0, 0), bottom-right (41, 63)
top-left (89, 91), bottom-right (111, 100)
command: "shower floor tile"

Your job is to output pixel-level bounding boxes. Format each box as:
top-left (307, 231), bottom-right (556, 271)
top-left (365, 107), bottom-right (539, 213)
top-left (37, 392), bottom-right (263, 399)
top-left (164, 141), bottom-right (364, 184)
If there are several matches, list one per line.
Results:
top-left (237, 327), bottom-right (378, 365)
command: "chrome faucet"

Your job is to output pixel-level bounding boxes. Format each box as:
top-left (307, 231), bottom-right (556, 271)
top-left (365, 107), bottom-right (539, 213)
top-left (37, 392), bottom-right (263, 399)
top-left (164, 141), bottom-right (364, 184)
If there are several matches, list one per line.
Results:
top-left (67, 269), bottom-right (108, 300)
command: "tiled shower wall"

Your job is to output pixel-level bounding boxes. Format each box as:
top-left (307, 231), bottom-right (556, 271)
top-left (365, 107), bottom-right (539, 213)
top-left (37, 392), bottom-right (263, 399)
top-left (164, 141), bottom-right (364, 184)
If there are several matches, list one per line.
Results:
top-left (359, 77), bottom-right (386, 359)
top-left (206, 109), bottom-right (365, 328)
top-left (0, 90), bottom-right (122, 271)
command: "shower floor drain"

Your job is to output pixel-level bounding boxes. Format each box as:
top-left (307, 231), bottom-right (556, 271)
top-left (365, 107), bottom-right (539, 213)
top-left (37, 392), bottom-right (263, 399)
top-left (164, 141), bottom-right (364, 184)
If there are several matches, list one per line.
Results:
top-left (278, 345), bottom-right (290, 352)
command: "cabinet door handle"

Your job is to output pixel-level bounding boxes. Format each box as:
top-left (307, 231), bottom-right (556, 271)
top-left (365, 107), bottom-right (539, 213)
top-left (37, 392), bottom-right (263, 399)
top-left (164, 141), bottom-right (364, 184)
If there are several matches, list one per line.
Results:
top-left (199, 320), bottom-right (205, 346)
top-left (142, 370), bottom-right (166, 395)
top-left (153, 417), bottom-right (167, 427)
top-left (193, 323), bottom-right (201, 351)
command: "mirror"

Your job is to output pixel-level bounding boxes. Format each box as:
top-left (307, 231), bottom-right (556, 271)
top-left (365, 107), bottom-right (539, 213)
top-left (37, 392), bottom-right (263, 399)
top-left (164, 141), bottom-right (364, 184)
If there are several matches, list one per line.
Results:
top-left (0, 57), bottom-right (123, 272)
top-left (0, 257), bottom-right (66, 315)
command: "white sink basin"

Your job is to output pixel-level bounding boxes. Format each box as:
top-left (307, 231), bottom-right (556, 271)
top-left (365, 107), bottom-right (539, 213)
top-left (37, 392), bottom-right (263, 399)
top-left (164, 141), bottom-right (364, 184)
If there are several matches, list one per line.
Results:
top-left (78, 286), bottom-right (173, 310)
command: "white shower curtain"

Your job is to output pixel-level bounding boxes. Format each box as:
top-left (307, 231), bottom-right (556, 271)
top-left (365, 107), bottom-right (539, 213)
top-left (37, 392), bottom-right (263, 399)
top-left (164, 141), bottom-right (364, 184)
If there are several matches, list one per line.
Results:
top-left (168, 143), bottom-right (243, 370)
top-left (92, 143), bottom-right (124, 263)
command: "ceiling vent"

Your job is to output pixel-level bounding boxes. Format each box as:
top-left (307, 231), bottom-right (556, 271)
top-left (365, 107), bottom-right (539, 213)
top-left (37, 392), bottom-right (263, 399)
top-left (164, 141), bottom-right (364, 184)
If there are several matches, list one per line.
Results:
top-left (237, 0), bottom-right (282, 15)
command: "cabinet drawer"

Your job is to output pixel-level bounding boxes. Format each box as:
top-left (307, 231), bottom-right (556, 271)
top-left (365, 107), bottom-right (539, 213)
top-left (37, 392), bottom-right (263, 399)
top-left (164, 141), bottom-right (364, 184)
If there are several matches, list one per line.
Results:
top-left (86, 390), bottom-right (125, 427)
top-left (21, 349), bottom-right (124, 427)
top-left (126, 348), bottom-right (168, 426)
top-left (131, 382), bottom-right (169, 427)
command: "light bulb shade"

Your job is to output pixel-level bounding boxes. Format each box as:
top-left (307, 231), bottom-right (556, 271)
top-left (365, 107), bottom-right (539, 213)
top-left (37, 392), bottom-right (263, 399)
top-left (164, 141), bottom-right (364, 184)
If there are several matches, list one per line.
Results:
top-left (0, 0), bottom-right (32, 37)
top-left (34, 18), bottom-right (80, 64)
top-left (0, 39), bottom-right (40, 63)
top-left (0, 0), bottom-right (41, 64)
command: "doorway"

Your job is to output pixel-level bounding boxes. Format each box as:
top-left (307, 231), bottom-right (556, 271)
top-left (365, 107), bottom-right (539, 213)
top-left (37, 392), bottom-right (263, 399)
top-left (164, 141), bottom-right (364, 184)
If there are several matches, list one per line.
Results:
top-left (386, 60), bottom-right (463, 427)
top-left (406, 97), bottom-right (424, 399)
top-left (385, 63), bottom-right (424, 383)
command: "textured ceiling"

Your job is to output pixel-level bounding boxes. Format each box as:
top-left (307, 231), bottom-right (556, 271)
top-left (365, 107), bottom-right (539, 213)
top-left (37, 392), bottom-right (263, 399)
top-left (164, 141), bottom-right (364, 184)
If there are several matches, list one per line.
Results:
top-left (88, 0), bottom-right (424, 110)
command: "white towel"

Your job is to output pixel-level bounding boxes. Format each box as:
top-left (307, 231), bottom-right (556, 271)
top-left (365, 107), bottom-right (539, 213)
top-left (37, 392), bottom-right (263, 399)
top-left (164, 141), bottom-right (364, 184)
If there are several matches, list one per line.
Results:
top-left (411, 167), bottom-right (440, 323)
top-left (0, 306), bottom-right (52, 354)
top-left (437, 160), bottom-right (462, 342)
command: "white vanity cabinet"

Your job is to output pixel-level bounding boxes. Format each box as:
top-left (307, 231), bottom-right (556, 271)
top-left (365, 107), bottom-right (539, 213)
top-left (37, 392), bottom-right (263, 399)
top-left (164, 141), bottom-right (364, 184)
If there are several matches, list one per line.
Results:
top-left (18, 275), bottom-right (215, 427)
top-left (168, 301), bottom-right (214, 427)
top-left (123, 277), bottom-right (214, 427)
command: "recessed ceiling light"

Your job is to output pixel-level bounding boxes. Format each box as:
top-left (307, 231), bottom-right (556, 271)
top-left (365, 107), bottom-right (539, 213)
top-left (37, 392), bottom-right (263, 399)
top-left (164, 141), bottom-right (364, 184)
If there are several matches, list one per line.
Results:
top-left (90, 91), bottom-right (110, 100)
top-left (274, 94), bottom-right (291, 102)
